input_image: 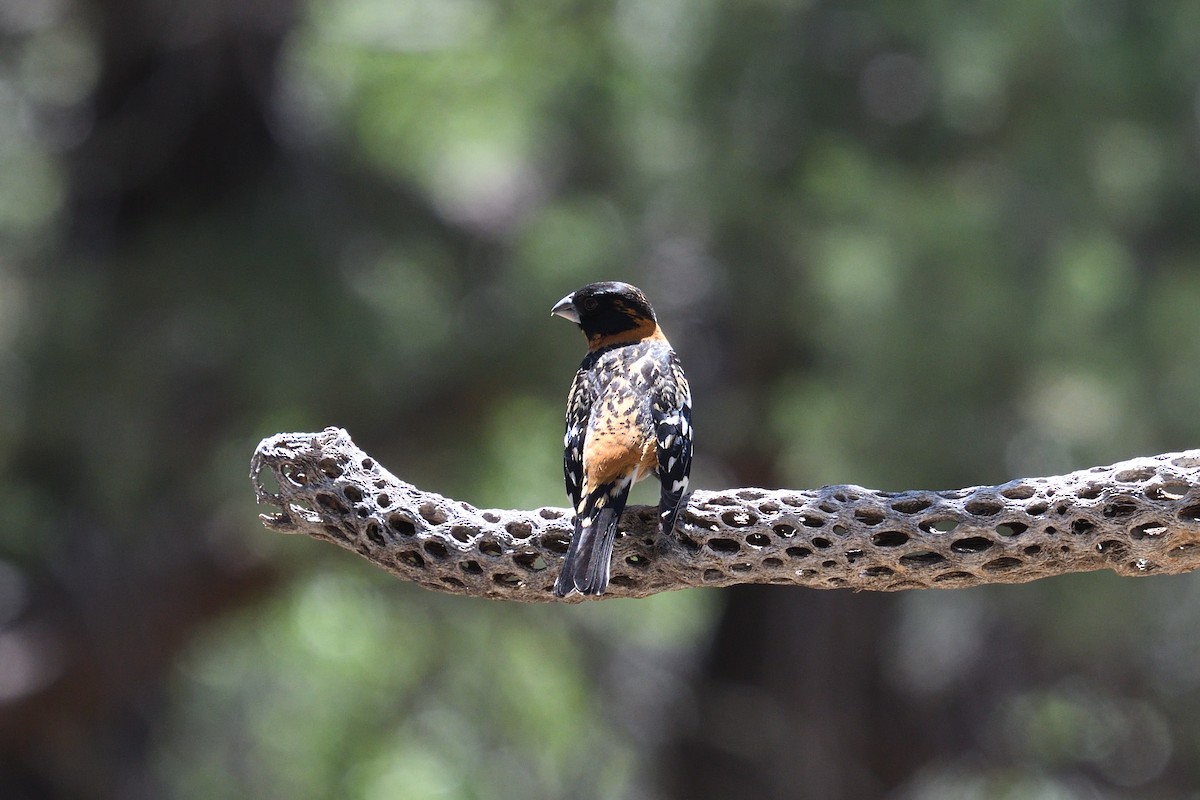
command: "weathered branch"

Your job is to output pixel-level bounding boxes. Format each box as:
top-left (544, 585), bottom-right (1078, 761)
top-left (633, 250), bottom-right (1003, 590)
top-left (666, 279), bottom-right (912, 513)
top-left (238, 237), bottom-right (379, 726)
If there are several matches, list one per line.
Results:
top-left (250, 428), bottom-right (1200, 602)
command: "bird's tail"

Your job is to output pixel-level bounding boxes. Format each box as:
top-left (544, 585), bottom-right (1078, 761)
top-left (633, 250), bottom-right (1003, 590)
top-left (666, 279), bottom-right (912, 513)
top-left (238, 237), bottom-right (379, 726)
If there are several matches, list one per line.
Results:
top-left (659, 490), bottom-right (687, 537)
top-left (555, 488), bottom-right (628, 597)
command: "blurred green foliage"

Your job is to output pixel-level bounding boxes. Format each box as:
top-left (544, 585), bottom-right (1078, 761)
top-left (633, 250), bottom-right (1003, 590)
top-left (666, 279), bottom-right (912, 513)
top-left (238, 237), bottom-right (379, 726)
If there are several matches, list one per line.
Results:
top-left (3, 0), bottom-right (1200, 797)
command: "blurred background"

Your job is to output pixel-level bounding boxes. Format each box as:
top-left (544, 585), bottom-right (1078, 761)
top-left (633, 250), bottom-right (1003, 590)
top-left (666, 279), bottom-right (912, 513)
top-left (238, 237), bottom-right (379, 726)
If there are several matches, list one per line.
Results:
top-left (3, 0), bottom-right (1200, 797)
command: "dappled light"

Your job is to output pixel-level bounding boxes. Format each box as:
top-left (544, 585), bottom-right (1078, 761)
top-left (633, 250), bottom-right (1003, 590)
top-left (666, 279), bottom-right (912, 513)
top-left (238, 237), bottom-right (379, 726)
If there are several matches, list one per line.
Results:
top-left (2, 0), bottom-right (1200, 798)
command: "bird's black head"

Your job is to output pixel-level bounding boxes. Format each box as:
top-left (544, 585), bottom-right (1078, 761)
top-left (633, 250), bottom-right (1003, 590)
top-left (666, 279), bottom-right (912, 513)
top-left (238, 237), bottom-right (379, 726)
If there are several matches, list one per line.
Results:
top-left (551, 281), bottom-right (659, 344)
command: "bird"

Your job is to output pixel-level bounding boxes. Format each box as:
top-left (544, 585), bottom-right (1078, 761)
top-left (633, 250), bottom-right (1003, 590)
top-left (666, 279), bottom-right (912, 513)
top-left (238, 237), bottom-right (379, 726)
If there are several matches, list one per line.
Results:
top-left (550, 281), bottom-right (693, 597)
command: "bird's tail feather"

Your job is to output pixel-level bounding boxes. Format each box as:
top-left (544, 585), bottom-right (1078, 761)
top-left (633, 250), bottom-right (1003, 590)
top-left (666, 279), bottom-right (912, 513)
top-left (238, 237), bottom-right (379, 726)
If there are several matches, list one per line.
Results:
top-left (580, 506), bottom-right (619, 595)
top-left (555, 493), bottom-right (626, 597)
top-left (659, 490), bottom-right (687, 537)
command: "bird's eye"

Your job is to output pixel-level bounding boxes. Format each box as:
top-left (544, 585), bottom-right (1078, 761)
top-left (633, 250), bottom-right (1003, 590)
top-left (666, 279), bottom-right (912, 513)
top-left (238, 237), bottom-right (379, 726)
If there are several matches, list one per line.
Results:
top-left (582, 297), bottom-right (599, 311)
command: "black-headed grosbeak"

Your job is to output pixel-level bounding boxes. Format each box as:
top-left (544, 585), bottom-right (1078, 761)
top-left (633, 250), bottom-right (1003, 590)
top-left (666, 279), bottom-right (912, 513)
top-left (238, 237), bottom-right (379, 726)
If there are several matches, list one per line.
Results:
top-left (550, 281), bottom-right (693, 596)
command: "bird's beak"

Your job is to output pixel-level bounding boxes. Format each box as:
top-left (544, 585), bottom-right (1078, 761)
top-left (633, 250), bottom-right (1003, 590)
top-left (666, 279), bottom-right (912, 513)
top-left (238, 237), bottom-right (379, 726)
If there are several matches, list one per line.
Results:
top-left (550, 293), bottom-right (579, 324)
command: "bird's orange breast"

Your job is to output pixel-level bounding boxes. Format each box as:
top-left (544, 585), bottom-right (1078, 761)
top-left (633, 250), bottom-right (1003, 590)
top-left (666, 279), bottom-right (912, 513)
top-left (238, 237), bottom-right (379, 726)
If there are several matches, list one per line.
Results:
top-left (580, 393), bottom-right (658, 495)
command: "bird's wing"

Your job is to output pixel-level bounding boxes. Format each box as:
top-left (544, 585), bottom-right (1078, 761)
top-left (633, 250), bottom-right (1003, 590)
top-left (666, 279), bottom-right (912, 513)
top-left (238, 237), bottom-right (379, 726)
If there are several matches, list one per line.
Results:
top-left (562, 365), bottom-right (593, 513)
top-left (653, 350), bottom-right (692, 534)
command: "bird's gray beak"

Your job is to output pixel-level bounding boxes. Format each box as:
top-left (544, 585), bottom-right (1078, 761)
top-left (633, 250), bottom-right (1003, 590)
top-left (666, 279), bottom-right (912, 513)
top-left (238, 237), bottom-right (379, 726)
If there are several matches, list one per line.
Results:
top-left (551, 293), bottom-right (579, 324)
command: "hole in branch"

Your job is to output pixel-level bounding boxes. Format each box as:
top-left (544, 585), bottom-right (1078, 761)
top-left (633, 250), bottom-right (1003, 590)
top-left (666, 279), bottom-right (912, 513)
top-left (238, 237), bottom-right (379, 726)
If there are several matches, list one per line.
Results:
top-left (514, 552), bottom-right (548, 571)
top-left (951, 536), bottom-right (994, 553)
top-left (920, 518), bottom-right (959, 534)
top-left (890, 497), bottom-right (932, 514)
top-left (1146, 483), bottom-right (1189, 501)
top-left (965, 499), bottom-right (1003, 516)
top-left (899, 552), bottom-right (946, 568)
top-left (423, 541), bottom-right (449, 560)
top-left (721, 510), bottom-right (758, 528)
top-left (1000, 484), bottom-right (1034, 500)
top-left (1103, 501), bottom-right (1136, 518)
top-left (541, 534), bottom-right (570, 554)
top-left (871, 531), bottom-right (909, 548)
top-left (397, 551), bottom-right (424, 568)
top-left (388, 514), bottom-right (416, 536)
top-left (854, 508), bottom-right (885, 525)
top-left (281, 462), bottom-right (308, 486)
top-left (316, 493), bottom-right (348, 513)
top-left (506, 522), bottom-right (533, 540)
top-left (419, 504), bottom-right (447, 525)
top-left (1071, 519), bottom-right (1095, 536)
top-left (1131, 522), bottom-right (1167, 540)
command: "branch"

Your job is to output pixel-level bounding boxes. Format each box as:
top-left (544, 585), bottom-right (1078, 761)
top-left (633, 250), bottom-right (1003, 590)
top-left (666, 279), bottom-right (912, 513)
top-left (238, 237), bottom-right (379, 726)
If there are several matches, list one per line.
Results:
top-left (250, 428), bottom-right (1200, 602)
